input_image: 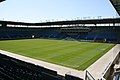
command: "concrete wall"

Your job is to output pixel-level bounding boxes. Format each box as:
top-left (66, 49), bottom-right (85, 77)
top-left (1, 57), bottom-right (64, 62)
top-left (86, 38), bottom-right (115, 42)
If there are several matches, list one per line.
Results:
top-left (86, 44), bottom-right (120, 80)
top-left (103, 45), bottom-right (120, 80)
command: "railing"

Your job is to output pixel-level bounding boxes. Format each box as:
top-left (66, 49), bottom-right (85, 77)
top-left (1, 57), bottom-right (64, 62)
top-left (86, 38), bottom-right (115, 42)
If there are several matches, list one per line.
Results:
top-left (85, 70), bottom-right (95, 80)
top-left (102, 62), bottom-right (112, 76)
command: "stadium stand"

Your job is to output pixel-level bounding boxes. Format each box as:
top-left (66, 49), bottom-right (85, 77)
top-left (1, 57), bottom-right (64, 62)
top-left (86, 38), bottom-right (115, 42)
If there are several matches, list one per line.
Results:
top-left (0, 18), bottom-right (120, 43)
top-left (0, 25), bottom-right (120, 43)
top-left (0, 53), bottom-right (83, 80)
top-left (0, 0), bottom-right (120, 79)
top-left (65, 74), bottom-right (82, 80)
top-left (0, 18), bottom-right (120, 80)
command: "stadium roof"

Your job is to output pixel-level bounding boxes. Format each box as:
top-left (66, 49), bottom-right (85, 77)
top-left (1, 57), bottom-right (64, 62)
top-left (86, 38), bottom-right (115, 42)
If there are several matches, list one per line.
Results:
top-left (0, 18), bottom-right (120, 26)
top-left (0, 0), bottom-right (5, 3)
top-left (110, 0), bottom-right (120, 15)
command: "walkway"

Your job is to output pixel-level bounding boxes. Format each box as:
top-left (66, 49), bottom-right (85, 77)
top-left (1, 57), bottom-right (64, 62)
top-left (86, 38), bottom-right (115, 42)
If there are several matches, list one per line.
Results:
top-left (86, 44), bottom-right (120, 79)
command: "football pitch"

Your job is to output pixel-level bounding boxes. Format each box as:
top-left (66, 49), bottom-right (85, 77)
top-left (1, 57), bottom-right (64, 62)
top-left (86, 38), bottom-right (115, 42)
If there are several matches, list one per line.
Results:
top-left (0, 39), bottom-right (114, 70)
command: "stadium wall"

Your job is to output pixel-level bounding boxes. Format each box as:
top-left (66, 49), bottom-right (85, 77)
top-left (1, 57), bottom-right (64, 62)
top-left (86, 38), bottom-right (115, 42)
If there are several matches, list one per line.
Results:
top-left (86, 44), bottom-right (120, 80)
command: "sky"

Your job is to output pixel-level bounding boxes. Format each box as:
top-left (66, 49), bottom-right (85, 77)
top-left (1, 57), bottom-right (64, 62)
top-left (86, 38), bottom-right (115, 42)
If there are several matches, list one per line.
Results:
top-left (0, 0), bottom-right (118, 22)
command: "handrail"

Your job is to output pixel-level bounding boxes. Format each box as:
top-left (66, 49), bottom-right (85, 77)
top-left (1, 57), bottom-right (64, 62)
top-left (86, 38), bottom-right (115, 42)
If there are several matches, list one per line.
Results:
top-left (101, 62), bottom-right (112, 76)
top-left (85, 70), bottom-right (95, 80)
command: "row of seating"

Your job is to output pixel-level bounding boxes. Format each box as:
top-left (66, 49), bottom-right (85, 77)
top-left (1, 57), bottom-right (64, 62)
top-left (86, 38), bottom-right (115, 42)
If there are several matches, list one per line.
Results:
top-left (0, 53), bottom-right (83, 80)
top-left (0, 26), bottom-right (120, 43)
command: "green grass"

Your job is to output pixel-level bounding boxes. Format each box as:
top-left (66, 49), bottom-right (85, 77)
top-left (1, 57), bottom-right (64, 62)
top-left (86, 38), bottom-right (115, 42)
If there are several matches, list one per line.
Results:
top-left (0, 39), bottom-right (115, 70)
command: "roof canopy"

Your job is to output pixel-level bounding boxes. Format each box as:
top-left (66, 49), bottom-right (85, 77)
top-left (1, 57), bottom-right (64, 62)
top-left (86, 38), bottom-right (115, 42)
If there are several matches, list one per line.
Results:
top-left (0, 0), bottom-right (5, 3)
top-left (0, 18), bottom-right (120, 26)
top-left (110, 0), bottom-right (120, 15)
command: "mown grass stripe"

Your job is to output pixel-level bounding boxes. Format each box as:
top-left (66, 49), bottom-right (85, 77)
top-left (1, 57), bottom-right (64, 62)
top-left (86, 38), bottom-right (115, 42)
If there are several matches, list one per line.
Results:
top-left (0, 39), bottom-right (115, 70)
